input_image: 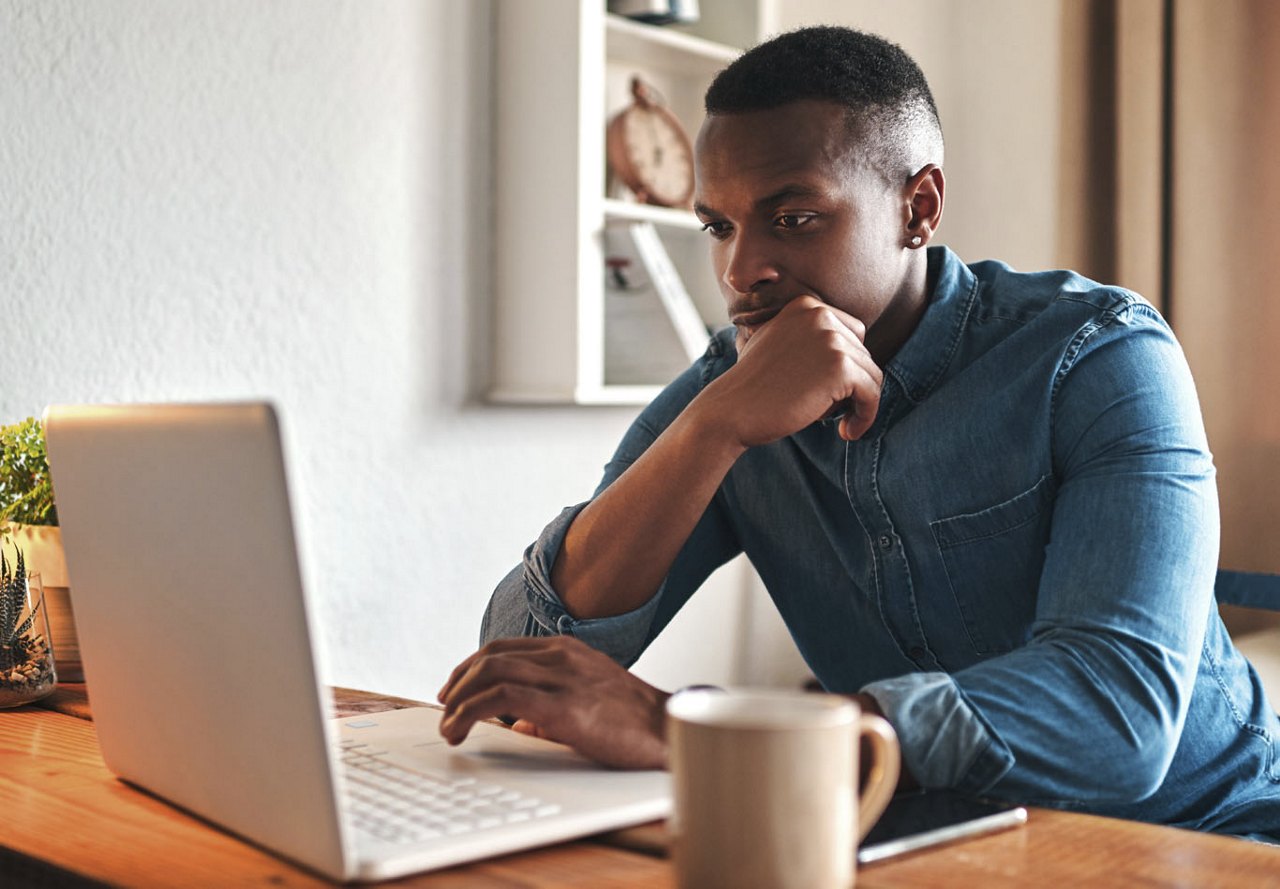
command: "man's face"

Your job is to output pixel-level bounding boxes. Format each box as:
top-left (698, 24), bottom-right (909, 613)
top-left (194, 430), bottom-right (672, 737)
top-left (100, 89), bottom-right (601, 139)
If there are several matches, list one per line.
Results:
top-left (694, 100), bottom-right (909, 354)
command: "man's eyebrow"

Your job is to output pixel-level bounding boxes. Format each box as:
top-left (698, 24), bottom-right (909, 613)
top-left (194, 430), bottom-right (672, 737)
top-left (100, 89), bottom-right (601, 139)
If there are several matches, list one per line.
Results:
top-left (694, 185), bottom-right (829, 219)
top-left (754, 184), bottom-right (828, 207)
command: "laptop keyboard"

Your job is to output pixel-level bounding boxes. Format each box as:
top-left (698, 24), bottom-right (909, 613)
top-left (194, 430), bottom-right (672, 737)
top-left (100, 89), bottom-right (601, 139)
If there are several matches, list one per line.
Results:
top-left (338, 740), bottom-right (562, 845)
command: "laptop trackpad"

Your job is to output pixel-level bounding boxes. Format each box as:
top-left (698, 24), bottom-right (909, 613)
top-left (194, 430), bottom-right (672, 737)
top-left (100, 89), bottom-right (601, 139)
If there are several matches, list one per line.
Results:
top-left (341, 707), bottom-right (665, 802)
top-left (447, 727), bottom-right (594, 772)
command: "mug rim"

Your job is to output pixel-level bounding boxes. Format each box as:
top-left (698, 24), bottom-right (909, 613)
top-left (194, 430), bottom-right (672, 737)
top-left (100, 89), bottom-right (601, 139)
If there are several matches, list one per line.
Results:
top-left (666, 687), bottom-right (858, 730)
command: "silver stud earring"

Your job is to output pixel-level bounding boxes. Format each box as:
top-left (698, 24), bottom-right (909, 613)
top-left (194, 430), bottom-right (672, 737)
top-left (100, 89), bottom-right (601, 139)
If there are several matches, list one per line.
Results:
top-left (910, 235), bottom-right (923, 247)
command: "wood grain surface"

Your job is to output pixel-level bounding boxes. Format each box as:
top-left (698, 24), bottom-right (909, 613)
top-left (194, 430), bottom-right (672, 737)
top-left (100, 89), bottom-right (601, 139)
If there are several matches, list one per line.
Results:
top-left (600, 809), bottom-right (1280, 888)
top-left (11, 686), bottom-right (1280, 887)
top-left (0, 705), bottom-right (673, 887)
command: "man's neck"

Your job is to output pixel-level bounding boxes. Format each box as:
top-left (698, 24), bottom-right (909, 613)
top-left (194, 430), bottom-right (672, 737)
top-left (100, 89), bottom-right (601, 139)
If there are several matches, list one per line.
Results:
top-left (865, 252), bottom-right (934, 367)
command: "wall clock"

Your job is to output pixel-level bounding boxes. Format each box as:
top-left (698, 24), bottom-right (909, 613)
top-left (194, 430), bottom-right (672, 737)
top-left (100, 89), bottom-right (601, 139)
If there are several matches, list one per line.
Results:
top-left (606, 76), bottom-right (696, 208)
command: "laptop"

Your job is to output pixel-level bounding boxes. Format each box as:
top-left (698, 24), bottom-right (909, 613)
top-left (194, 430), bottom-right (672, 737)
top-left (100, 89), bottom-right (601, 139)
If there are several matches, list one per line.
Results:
top-left (42, 401), bottom-right (671, 882)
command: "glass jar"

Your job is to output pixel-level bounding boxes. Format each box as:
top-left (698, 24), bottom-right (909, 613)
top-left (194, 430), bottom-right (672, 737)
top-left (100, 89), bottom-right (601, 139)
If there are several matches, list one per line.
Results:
top-left (0, 558), bottom-right (57, 708)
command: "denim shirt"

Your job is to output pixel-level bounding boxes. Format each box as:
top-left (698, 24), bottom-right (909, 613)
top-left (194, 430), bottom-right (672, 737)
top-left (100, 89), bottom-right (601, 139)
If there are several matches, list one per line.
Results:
top-left (482, 247), bottom-right (1280, 838)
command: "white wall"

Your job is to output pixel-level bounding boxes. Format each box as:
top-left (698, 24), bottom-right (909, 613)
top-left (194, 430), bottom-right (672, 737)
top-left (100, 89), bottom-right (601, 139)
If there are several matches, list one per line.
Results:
top-left (1, 0), bottom-right (784, 700)
top-left (0, 0), bottom-right (642, 700)
top-left (0, 0), bottom-right (1081, 703)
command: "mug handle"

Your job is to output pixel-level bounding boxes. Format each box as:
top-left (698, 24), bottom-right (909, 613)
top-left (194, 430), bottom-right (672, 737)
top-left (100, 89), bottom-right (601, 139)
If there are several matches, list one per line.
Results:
top-left (855, 713), bottom-right (901, 844)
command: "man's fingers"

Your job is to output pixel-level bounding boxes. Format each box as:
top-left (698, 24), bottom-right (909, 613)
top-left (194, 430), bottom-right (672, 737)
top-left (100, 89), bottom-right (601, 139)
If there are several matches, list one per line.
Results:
top-left (438, 653), bottom-right (480, 702)
top-left (787, 298), bottom-right (883, 393)
top-left (437, 636), bottom-right (668, 770)
top-left (836, 355), bottom-right (883, 440)
top-left (848, 339), bottom-right (884, 386)
top-left (443, 650), bottom-right (565, 714)
top-left (778, 295), bottom-right (869, 343)
top-left (511, 719), bottom-right (552, 740)
top-left (438, 638), bottom-right (598, 745)
top-left (839, 405), bottom-right (876, 441)
top-left (817, 300), bottom-right (869, 342)
top-left (438, 636), bottom-right (573, 701)
top-left (439, 684), bottom-right (560, 745)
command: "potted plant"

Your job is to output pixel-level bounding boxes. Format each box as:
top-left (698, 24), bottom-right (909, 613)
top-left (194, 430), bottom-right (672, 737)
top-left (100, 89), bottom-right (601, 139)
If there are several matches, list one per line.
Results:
top-left (0, 543), bottom-right (56, 707)
top-left (0, 417), bottom-right (81, 681)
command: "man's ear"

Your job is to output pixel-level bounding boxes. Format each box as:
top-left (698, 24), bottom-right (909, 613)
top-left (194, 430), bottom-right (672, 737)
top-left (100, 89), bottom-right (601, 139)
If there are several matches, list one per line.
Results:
top-left (902, 164), bottom-right (944, 248)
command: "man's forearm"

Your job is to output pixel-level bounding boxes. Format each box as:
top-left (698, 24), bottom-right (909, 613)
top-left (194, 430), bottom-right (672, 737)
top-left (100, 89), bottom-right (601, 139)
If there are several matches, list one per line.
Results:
top-left (552, 397), bottom-right (745, 620)
top-left (554, 298), bottom-right (884, 621)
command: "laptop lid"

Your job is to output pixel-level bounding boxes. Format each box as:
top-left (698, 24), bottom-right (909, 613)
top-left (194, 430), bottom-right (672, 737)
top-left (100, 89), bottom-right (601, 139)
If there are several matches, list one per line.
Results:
top-left (44, 402), bottom-right (352, 879)
top-left (44, 401), bottom-right (672, 883)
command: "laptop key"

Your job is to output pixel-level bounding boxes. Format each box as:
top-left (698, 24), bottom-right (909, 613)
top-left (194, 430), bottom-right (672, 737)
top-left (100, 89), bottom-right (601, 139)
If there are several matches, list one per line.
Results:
top-left (339, 747), bottom-right (560, 846)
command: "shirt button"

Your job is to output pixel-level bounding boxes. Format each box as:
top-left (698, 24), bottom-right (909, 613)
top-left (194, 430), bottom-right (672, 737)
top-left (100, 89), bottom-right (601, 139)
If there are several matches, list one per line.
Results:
top-left (878, 534), bottom-right (894, 551)
top-left (909, 646), bottom-right (926, 661)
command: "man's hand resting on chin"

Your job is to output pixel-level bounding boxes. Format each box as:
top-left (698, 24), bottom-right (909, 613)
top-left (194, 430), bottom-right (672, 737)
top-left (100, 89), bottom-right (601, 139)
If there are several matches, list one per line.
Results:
top-left (437, 636), bottom-right (670, 770)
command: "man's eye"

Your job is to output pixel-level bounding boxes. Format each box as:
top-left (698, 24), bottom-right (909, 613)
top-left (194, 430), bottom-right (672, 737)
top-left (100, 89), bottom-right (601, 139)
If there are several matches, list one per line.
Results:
top-left (776, 214), bottom-right (813, 229)
top-left (700, 221), bottom-right (731, 239)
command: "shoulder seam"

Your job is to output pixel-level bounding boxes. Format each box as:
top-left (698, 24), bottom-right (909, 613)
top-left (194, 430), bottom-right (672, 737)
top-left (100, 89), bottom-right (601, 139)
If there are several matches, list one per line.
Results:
top-left (1047, 296), bottom-right (1155, 467)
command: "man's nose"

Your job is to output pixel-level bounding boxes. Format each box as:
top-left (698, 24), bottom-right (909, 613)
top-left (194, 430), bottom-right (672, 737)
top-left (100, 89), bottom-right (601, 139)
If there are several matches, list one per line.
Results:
top-left (721, 232), bottom-right (781, 294)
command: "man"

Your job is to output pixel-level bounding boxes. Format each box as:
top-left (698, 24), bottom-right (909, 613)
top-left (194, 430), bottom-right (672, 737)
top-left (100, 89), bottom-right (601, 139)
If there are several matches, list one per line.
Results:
top-left (440, 27), bottom-right (1279, 838)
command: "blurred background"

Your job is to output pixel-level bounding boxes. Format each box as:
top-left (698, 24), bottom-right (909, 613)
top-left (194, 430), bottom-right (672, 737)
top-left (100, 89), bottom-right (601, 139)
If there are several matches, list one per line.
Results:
top-left (2, 0), bottom-right (1276, 703)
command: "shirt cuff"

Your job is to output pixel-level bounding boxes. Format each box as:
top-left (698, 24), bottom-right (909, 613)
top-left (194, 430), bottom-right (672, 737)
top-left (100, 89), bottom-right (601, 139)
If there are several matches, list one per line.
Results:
top-left (861, 672), bottom-right (1015, 793)
top-left (521, 503), bottom-right (661, 665)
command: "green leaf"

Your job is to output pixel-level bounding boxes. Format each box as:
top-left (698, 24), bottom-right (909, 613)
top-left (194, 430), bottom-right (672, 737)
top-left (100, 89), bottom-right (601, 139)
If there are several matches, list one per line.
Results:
top-left (0, 417), bottom-right (57, 526)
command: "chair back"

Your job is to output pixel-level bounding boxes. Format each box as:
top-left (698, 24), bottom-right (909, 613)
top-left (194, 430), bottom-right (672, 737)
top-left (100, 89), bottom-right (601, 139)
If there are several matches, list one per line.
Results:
top-left (1216, 570), bottom-right (1280, 611)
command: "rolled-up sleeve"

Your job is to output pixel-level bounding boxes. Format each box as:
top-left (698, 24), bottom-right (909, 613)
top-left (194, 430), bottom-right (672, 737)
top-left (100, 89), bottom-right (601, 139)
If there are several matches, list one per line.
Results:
top-left (868, 304), bottom-right (1219, 805)
top-left (479, 502), bottom-right (664, 663)
top-left (480, 330), bottom-right (744, 667)
top-left (861, 672), bottom-right (1015, 792)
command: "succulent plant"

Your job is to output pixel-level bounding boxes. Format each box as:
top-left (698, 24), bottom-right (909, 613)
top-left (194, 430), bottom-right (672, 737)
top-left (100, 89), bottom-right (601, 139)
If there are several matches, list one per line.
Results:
top-left (0, 545), bottom-right (41, 673)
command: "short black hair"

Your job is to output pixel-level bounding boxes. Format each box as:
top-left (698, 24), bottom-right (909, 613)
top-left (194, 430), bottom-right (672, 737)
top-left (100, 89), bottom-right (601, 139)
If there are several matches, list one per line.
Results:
top-left (704, 26), bottom-right (943, 180)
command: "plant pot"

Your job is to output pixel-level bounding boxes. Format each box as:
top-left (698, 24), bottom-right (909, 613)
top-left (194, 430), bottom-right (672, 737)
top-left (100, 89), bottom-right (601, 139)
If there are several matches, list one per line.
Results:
top-left (3, 523), bottom-right (82, 682)
top-left (0, 564), bottom-right (56, 707)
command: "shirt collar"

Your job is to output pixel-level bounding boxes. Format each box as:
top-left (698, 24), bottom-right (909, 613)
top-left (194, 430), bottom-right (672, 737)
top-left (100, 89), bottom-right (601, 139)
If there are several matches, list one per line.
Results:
top-left (885, 245), bottom-right (978, 404)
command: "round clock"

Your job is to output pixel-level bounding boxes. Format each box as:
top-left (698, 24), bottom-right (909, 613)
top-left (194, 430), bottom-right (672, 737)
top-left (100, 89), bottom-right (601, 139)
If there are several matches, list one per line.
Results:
top-left (606, 76), bottom-right (696, 209)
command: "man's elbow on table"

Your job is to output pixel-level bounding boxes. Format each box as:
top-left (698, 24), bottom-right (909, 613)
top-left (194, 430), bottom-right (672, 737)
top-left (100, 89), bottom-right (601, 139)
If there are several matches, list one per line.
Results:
top-left (1005, 707), bottom-right (1184, 804)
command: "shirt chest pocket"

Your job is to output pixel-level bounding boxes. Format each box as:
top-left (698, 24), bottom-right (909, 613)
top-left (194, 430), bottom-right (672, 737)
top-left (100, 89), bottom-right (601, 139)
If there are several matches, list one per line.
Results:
top-left (929, 475), bottom-right (1055, 656)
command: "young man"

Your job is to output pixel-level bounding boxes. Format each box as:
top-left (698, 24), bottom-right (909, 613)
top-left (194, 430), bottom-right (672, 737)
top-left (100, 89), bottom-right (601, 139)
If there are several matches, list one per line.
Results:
top-left (440, 27), bottom-right (1279, 838)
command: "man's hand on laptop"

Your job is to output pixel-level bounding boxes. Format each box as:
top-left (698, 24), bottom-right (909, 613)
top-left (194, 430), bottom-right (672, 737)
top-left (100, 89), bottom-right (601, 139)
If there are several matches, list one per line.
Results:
top-left (437, 636), bottom-right (670, 770)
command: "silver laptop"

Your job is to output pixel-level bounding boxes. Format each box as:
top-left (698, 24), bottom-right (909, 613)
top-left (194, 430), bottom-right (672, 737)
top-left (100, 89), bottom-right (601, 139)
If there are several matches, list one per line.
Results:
top-left (42, 402), bottom-right (670, 882)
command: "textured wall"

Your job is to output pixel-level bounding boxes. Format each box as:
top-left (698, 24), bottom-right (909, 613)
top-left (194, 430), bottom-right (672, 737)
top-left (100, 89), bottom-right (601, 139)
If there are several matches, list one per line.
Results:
top-left (0, 0), bottom-right (672, 699)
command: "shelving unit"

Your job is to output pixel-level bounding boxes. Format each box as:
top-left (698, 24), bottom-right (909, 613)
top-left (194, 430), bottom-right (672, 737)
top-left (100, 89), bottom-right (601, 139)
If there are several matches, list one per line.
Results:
top-left (606, 14), bottom-right (739, 77)
top-left (490, 1), bottom-right (759, 405)
top-left (602, 197), bottom-right (705, 231)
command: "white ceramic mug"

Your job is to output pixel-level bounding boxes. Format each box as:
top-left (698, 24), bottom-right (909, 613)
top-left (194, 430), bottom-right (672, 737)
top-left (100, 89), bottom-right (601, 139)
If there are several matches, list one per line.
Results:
top-left (666, 688), bottom-right (900, 889)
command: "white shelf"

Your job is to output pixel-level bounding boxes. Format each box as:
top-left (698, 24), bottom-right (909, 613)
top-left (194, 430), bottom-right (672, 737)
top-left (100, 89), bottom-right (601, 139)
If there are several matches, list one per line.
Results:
top-left (490, 1), bottom-right (755, 406)
top-left (487, 383), bottom-right (664, 407)
top-left (606, 14), bottom-right (739, 75)
top-left (576, 384), bottom-right (665, 406)
top-left (604, 198), bottom-right (705, 231)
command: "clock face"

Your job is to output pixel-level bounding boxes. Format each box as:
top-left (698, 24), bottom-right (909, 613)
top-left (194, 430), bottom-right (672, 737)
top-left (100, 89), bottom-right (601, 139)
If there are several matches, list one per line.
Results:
top-left (611, 104), bottom-right (695, 208)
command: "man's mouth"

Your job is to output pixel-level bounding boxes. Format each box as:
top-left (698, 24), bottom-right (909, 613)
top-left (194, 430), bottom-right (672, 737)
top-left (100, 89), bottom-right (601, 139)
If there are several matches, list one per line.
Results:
top-left (730, 307), bottom-right (782, 331)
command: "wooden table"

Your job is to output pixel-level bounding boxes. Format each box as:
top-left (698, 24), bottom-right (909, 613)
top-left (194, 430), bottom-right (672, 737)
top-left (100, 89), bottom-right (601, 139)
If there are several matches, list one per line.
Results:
top-left (3, 685), bottom-right (1277, 887)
